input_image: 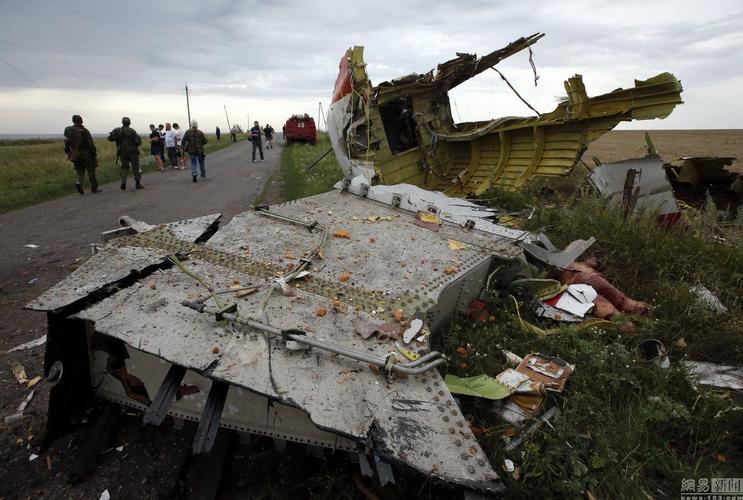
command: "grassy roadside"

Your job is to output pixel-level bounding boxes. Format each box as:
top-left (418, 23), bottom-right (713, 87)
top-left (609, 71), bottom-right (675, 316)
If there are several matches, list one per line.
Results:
top-left (0, 134), bottom-right (243, 213)
top-left (278, 132), bottom-right (343, 201)
top-left (436, 185), bottom-right (743, 499)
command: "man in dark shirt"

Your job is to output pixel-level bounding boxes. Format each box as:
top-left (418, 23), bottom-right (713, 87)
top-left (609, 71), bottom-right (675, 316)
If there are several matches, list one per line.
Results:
top-left (250, 120), bottom-right (264, 162)
top-left (149, 124), bottom-right (165, 172)
top-left (63, 114), bottom-right (100, 194)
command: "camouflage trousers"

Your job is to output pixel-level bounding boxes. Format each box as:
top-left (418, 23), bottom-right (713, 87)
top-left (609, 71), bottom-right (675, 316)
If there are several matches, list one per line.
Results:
top-left (120, 154), bottom-right (141, 182)
top-left (74, 157), bottom-right (98, 190)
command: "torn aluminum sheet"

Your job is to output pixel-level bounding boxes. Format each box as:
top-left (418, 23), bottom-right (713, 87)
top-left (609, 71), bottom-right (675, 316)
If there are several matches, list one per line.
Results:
top-left (553, 284), bottom-right (597, 318)
top-left (339, 174), bottom-right (595, 269)
top-left (682, 361), bottom-right (743, 391)
top-left (588, 155), bottom-right (679, 216)
top-left (690, 285), bottom-right (728, 314)
top-left (328, 36), bottom-right (682, 196)
top-left (533, 302), bottom-right (583, 322)
top-left (26, 213), bottom-right (222, 314)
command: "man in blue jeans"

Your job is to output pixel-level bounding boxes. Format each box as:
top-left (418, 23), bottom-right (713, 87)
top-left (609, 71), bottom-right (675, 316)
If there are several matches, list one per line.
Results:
top-left (181, 120), bottom-right (208, 182)
top-left (250, 120), bottom-right (264, 162)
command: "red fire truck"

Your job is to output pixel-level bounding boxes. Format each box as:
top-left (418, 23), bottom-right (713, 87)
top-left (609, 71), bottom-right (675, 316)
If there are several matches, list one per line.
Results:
top-left (283, 114), bottom-right (316, 145)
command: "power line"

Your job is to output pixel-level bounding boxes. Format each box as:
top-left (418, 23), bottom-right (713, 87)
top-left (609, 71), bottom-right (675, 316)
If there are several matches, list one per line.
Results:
top-left (0, 36), bottom-right (110, 80)
top-left (0, 52), bottom-right (108, 130)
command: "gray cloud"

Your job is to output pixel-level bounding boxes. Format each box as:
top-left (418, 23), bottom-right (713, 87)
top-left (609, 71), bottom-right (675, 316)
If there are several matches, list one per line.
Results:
top-left (1, 0), bottom-right (741, 132)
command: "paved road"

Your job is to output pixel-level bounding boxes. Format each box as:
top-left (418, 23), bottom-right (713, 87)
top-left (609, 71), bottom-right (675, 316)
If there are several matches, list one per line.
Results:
top-left (0, 139), bottom-right (282, 349)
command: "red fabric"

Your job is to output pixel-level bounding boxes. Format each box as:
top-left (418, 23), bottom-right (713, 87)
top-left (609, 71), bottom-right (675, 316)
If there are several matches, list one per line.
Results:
top-left (332, 50), bottom-right (353, 104)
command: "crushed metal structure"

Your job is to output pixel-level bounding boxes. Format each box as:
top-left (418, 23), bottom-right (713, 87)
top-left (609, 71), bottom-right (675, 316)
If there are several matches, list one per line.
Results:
top-left (327, 34), bottom-right (683, 195)
top-left (28, 184), bottom-right (596, 495)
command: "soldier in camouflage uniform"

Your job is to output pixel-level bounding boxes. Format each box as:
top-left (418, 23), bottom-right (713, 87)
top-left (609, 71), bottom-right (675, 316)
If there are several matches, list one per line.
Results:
top-left (107, 116), bottom-right (143, 190)
top-left (64, 115), bottom-right (100, 194)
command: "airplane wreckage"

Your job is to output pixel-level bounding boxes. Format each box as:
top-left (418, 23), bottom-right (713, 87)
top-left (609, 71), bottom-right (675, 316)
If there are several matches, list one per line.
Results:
top-left (27, 34), bottom-right (684, 496)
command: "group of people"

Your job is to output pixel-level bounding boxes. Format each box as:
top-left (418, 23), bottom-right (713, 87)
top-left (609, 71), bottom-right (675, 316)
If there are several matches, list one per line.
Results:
top-left (63, 115), bottom-right (275, 193)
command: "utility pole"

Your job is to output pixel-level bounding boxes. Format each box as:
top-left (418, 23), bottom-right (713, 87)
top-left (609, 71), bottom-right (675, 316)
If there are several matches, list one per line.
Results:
top-left (184, 83), bottom-right (192, 126)
top-left (318, 101), bottom-right (327, 131)
top-left (224, 105), bottom-right (232, 132)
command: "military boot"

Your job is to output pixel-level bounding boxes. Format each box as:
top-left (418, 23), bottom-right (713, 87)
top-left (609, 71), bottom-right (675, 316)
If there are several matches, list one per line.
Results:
top-left (135, 179), bottom-right (144, 189)
top-left (75, 183), bottom-right (84, 195)
top-left (120, 179), bottom-right (126, 190)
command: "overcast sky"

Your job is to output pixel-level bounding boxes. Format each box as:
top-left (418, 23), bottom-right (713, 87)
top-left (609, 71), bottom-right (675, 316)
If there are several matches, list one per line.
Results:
top-left (1, 0), bottom-right (741, 134)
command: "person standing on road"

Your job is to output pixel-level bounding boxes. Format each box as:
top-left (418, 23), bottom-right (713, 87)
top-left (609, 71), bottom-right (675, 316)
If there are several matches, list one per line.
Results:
top-left (216, 126), bottom-right (221, 142)
top-left (173, 122), bottom-right (186, 169)
top-left (182, 120), bottom-right (208, 182)
top-left (263, 123), bottom-right (274, 149)
top-left (107, 116), bottom-right (143, 190)
top-left (64, 114), bottom-right (100, 194)
top-left (230, 125), bottom-right (237, 143)
top-left (149, 124), bottom-right (165, 172)
top-left (250, 120), bottom-right (264, 162)
top-left (164, 123), bottom-right (178, 168)
top-left (157, 124), bottom-right (166, 164)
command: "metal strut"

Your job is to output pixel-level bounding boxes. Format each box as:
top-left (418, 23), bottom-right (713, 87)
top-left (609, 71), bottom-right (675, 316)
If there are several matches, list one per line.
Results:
top-left (181, 301), bottom-right (447, 376)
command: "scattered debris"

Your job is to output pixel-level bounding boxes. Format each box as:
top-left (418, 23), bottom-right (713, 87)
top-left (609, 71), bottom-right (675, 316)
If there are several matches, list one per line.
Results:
top-left (315, 307), bottom-right (327, 317)
top-left (24, 244), bottom-right (39, 249)
top-left (27, 375), bottom-right (43, 389)
top-left (548, 284), bottom-right (597, 318)
top-left (588, 155), bottom-right (679, 217)
top-left (690, 285), bottom-right (728, 314)
top-left (236, 287), bottom-right (259, 298)
top-left (332, 229), bottom-right (351, 239)
top-left (28, 277), bottom-right (39, 285)
top-left (505, 406), bottom-right (559, 451)
top-left (682, 361), bottom-right (743, 390)
top-left (402, 318), bottom-right (423, 344)
top-left (447, 239), bottom-right (467, 251)
top-left (10, 360), bottom-right (29, 385)
top-left (29, 453), bottom-right (39, 462)
top-left (5, 335), bottom-right (47, 353)
top-left (99, 489), bottom-right (111, 500)
top-left (445, 374), bottom-right (516, 400)
top-left (516, 354), bottom-right (574, 393)
top-left (637, 339), bottom-right (670, 369)
top-left (339, 272), bottom-right (351, 282)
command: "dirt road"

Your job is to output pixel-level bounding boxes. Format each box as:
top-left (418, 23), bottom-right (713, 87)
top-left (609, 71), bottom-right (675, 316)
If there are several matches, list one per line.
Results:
top-left (0, 140), bottom-right (284, 499)
top-left (0, 140), bottom-right (281, 350)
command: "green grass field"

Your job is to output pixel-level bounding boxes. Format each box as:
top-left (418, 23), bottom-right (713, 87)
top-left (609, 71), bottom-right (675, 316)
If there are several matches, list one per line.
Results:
top-left (0, 134), bottom-right (241, 213)
top-left (278, 132), bottom-right (343, 201)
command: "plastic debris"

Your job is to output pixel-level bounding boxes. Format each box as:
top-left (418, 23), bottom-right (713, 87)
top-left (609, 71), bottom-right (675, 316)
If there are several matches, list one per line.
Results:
top-left (445, 374), bottom-right (516, 400)
top-left (24, 244), bottom-right (39, 249)
top-left (99, 489), bottom-right (111, 500)
top-left (29, 453), bottom-right (39, 461)
top-left (28, 278), bottom-right (39, 285)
